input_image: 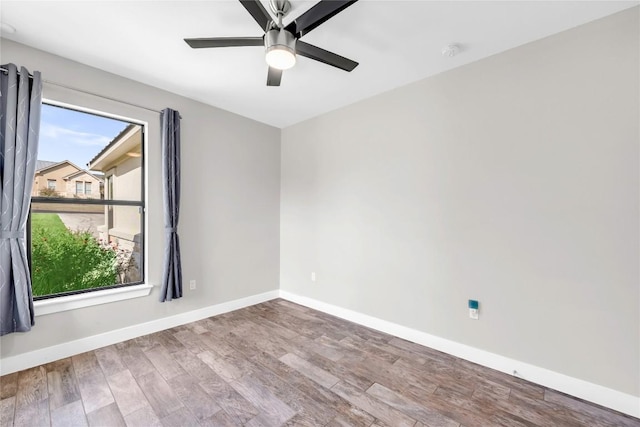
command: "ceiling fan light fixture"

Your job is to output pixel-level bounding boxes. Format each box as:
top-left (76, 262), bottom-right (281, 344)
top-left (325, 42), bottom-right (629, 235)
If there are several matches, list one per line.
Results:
top-left (265, 29), bottom-right (296, 70)
top-left (266, 47), bottom-right (296, 70)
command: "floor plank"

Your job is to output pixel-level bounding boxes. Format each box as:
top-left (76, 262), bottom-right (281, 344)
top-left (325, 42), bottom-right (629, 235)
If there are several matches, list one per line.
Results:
top-left (14, 366), bottom-right (48, 409)
top-left (13, 396), bottom-right (50, 427)
top-left (123, 405), bottom-right (162, 427)
top-left (94, 345), bottom-right (127, 377)
top-left (114, 340), bottom-right (157, 379)
top-left (332, 380), bottom-right (417, 427)
top-left (231, 374), bottom-right (297, 426)
top-left (166, 373), bottom-right (221, 422)
top-left (0, 396), bottom-right (15, 427)
top-left (198, 374), bottom-right (259, 425)
top-left (86, 402), bottom-right (126, 427)
top-left (279, 352), bottom-right (340, 388)
top-left (72, 352), bottom-right (115, 414)
top-left (135, 370), bottom-right (183, 418)
top-left (202, 408), bottom-right (239, 426)
top-left (160, 406), bottom-right (200, 427)
top-left (0, 372), bottom-right (18, 399)
top-left (143, 344), bottom-right (187, 381)
top-left (1, 298), bottom-right (638, 427)
top-left (367, 382), bottom-right (459, 427)
top-left (45, 358), bottom-right (81, 411)
top-left (106, 369), bottom-right (150, 417)
top-left (50, 399), bottom-right (88, 427)
top-left (327, 403), bottom-right (376, 427)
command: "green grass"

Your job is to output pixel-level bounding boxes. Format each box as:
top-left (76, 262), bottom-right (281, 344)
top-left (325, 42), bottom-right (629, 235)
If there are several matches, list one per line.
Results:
top-left (31, 213), bottom-right (118, 297)
top-left (31, 213), bottom-right (67, 233)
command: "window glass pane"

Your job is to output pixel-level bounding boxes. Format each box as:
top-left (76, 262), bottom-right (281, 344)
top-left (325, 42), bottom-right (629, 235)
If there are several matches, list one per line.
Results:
top-left (99, 204), bottom-right (143, 283)
top-left (31, 204), bottom-right (143, 297)
top-left (31, 103), bottom-right (145, 300)
top-left (97, 157), bottom-right (142, 202)
top-left (88, 125), bottom-right (143, 202)
top-left (36, 104), bottom-right (142, 201)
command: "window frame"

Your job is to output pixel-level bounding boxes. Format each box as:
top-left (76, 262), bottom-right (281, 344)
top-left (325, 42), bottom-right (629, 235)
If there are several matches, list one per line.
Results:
top-left (47, 179), bottom-right (56, 190)
top-left (28, 100), bottom-right (148, 303)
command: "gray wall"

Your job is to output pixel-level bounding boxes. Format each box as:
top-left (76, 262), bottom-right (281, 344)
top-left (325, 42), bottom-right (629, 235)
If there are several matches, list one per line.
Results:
top-left (0, 40), bottom-right (281, 358)
top-left (281, 8), bottom-right (639, 396)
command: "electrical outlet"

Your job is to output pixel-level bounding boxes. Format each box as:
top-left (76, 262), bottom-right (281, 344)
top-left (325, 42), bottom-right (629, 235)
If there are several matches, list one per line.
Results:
top-left (468, 299), bottom-right (479, 319)
top-left (311, 272), bottom-right (316, 282)
top-left (189, 280), bottom-right (196, 290)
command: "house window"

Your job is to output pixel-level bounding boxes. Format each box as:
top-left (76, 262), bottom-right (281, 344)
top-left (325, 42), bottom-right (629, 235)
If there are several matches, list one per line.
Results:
top-left (47, 179), bottom-right (56, 190)
top-left (105, 174), bottom-right (113, 200)
top-left (29, 102), bottom-right (145, 299)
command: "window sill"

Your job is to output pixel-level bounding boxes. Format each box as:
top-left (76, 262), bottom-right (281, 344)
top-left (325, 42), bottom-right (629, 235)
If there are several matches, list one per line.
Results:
top-left (34, 284), bottom-right (154, 317)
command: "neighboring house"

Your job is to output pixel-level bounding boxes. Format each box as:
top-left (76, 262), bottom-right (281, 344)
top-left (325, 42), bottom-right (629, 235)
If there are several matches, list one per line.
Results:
top-left (87, 124), bottom-right (143, 282)
top-left (32, 159), bottom-right (103, 199)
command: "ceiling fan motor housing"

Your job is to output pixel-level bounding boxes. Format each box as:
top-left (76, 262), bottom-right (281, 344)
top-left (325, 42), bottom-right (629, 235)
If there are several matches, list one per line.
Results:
top-left (265, 29), bottom-right (296, 53)
top-left (265, 29), bottom-right (297, 69)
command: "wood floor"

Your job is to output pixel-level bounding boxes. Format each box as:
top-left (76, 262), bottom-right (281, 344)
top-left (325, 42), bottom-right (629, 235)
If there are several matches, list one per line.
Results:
top-left (1, 299), bottom-right (638, 427)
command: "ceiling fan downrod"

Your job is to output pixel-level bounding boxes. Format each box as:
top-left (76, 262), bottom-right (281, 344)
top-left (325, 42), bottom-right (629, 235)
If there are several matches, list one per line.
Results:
top-left (269, 0), bottom-right (291, 29)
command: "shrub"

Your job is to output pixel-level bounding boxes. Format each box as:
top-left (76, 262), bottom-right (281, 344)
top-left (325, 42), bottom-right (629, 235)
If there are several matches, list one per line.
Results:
top-left (99, 240), bottom-right (137, 284)
top-left (39, 187), bottom-right (60, 197)
top-left (31, 214), bottom-right (118, 296)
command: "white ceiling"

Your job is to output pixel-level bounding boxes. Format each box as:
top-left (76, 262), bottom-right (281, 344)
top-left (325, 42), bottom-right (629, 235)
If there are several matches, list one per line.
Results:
top-left (1, 1), bottom-right (637, 128)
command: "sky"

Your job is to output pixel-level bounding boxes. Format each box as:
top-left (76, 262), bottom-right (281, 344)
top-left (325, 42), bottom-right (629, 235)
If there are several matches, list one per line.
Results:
top-left (38, 103), bottom-right (130, 169)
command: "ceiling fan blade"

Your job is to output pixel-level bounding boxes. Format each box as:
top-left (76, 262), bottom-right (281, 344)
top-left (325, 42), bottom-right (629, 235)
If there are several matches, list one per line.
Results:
top-left (184, 37), bottom-right (263, 49)
top-left (267, 67), bottom-right (282, 86)
top-left (296, 41), bottom-right (358, 72)
top-left (239, 0), bottom-right (273, 31)
top-left (285, 0), bottom-right (358, 38)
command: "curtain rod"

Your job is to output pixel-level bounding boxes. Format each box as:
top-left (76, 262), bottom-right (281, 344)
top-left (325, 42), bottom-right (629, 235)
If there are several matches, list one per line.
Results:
top-left (1, 66), bottom-right (162, 115)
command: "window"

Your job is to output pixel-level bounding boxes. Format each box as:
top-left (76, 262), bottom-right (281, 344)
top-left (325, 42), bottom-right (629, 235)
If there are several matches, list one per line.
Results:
top-left (47, 179), bottom-right (56, 190)
top-left (29, 102), bottom-right (145, 300)
top-left (106, 174), bottom-right (114, 199)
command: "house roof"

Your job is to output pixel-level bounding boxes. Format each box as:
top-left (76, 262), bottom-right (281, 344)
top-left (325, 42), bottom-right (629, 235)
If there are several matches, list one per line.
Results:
top-left (87, 124), bottom-right (136, 167)
top-left (35, 159), bottom-right (103, 182)
top-left (35, 159), bottom-right (85, 173)
top-left (63, 169), bottom-right (104, 182)
top-left (35, 160), bottom-right (64, 172)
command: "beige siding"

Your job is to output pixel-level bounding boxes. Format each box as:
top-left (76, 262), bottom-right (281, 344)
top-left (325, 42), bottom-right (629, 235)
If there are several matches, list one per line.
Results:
top-left (64, 173), bottom-right (102, 199)
top-left (33, 163), bottom-right (79, 197)
top-left (95, 127), bottom-right (143, 239)
top-left (33, 162), bottom-right (102, 199)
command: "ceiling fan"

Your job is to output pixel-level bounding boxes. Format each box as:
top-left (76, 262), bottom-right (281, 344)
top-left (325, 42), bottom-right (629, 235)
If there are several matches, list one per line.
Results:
top-left (184, 0), bottom-right (359, 86)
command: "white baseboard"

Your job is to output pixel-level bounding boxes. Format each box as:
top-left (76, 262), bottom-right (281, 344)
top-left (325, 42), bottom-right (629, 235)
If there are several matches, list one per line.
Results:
top-left (0, 290), bottom-right (279, 376)
top-left (279, 290), bottom-right (640, 418)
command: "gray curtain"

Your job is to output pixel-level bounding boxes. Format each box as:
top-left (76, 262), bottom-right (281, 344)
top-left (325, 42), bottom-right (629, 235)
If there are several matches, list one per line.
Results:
top-left (0, 64), bottom-right (42, 335)
top-left (159, 108), bottom-right (182, 302)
